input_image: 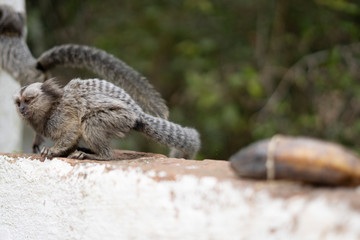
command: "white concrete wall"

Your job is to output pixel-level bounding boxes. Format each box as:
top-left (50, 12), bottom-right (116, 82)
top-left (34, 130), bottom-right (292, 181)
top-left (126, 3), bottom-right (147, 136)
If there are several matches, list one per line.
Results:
top-left (0, 66), bottom-right (23, 153)
top-left (0, 0), bottom-right (25, 153)
top-left (1, 155), bottom-right (360, 240)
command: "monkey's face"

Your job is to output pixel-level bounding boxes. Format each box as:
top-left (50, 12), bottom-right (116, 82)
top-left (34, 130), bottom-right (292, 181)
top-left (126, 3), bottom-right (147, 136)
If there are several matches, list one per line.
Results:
top-left (13, 82), bottom-right (45, 120)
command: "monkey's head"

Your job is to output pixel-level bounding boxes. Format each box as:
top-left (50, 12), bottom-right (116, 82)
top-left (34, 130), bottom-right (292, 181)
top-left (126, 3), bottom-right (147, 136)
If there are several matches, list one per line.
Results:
top-left (13, 79), bottom-right (63, 123)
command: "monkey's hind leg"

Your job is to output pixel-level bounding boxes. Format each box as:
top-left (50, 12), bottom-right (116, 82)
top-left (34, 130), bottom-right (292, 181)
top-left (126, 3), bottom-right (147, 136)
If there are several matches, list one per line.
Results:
top-left (70, 128), bottom-right (113, 160)
top-left (71, 115), bottom-right (113, 160)
top-left (72, 108), bottom-right (136, 160)
top-left (68, 147), bottom-right (109, 160)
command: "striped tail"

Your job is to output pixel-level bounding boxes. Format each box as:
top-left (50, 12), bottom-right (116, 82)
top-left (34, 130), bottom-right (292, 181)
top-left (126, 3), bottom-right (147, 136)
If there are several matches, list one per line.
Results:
top-left (36, 44), bottom-right (169, 119)
top-left (134, 113), bottom-right (200, 159)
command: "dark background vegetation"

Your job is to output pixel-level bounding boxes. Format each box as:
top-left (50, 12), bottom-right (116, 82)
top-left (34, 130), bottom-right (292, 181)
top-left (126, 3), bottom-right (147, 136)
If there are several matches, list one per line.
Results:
top-left (27, 0), bottom-right (360, 159)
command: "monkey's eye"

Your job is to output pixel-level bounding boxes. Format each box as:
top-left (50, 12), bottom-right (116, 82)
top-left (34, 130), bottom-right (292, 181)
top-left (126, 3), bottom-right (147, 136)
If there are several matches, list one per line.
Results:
top-left (15, 100), bottom-right (20, 107)
top-left (24, 97), bottom-right (33, 104)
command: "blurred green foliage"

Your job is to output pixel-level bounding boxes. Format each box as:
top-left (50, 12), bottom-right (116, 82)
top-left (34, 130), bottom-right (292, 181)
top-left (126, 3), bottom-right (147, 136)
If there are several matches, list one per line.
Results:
top-left (27, 0), bottom-right (360, 159)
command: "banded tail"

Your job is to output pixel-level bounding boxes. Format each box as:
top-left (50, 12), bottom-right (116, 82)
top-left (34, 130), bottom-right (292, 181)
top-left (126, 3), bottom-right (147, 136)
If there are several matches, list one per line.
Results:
top-left (135, 113), bottom-right (200, 159)
top-left (36, 44), bottom-right (169, 119)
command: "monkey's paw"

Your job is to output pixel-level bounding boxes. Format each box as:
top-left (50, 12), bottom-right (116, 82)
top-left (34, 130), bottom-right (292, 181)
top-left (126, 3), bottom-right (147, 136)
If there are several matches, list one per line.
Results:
top-left (68, 150), bottom-right (86, 160)
top-left (40, 147), bottom-right (57, 159)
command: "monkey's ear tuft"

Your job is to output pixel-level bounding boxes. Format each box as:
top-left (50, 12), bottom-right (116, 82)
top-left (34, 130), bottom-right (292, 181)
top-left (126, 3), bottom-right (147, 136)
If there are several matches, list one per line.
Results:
top-left (41, 78), bottom-right (63, 99)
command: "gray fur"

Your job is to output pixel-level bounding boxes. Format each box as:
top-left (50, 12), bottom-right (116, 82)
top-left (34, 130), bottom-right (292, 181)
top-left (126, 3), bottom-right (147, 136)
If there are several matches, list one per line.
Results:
top-left (14, 78), bottom-right (200, 160)
top-left (0, 5), bottom-right (25, 37)
top-left (37, 44), bottom-right (169, 119)
top-left (0, 5), bottom-right (46, 86)
top-left (0, 36), bottom-right (46, 85)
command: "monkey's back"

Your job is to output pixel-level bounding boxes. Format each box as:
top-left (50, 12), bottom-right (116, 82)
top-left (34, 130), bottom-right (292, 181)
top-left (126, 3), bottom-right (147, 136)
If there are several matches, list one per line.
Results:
top-left (58, 78), bottom-right (140, 139)
top-left (64, 78), bottom-right (142, 112)
top-left (62, 78), bottom-right (142, 126)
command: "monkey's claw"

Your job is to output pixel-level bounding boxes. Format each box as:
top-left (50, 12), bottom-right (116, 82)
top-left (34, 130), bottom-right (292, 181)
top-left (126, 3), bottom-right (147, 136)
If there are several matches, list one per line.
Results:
top-left (40, 147), bottom-right (55, 158)
top-left (68, 151), bottom-right (86, 160)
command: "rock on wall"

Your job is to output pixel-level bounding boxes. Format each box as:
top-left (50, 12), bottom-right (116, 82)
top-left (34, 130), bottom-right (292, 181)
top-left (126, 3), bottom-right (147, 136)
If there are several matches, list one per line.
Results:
top-left (1, 152), bottom-right (360, 240)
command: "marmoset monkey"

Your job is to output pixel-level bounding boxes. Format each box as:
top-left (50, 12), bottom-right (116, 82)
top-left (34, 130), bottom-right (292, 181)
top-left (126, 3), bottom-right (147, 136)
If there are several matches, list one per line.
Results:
top-left (0, 5), bottom-right (172, 154)
top-left (14, 78), bottom-right (200, 159)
